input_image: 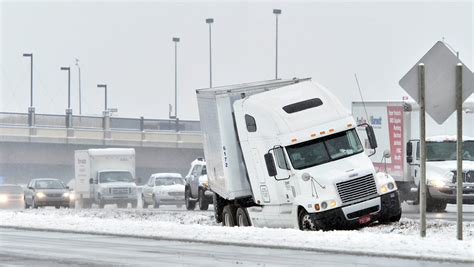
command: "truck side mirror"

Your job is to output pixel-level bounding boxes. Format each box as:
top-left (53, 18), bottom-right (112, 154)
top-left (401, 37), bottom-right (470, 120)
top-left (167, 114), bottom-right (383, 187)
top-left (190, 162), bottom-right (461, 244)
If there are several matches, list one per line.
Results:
top-left (365, 125), bottom-right (378, 149)
top-left (406, 142), bottom-right (413, 163)
top-left (264, 153), bottom-right (277, 177)
top-left (89, 178), bottom-right (93, 184)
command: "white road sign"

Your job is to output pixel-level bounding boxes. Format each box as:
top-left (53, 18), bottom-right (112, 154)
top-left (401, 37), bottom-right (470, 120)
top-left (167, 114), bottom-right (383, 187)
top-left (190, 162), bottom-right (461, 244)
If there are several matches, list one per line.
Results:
top-left (399, 41), bottom-right (474, 124)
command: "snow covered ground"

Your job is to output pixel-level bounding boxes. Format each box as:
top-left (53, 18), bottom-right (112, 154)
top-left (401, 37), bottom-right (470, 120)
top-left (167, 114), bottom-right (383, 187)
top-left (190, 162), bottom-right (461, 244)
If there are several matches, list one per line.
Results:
top-left (0, 208), bottom-right (472, 263)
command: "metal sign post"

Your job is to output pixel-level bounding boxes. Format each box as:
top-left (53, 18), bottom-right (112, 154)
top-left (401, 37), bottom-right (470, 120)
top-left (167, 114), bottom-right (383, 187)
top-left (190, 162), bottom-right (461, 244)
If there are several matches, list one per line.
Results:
top-left (456, 63), bottom-right (463, 240)
top-left (418, 63), bottom-right (427, 237)
top-left (399, 41), bottom-right (474, 239)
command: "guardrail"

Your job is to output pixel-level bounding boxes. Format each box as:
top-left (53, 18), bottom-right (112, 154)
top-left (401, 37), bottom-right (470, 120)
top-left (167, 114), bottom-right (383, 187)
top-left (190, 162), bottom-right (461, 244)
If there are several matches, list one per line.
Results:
top-left (0, 112), bottom-right (200, 132)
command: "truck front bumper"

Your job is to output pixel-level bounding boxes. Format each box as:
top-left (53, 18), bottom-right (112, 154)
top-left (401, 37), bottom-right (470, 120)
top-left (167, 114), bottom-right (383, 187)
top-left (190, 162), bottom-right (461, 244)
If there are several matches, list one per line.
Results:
top-left (101, 194), bottom-right (137, 203)
top-left (308, 191), bottom-right (401, 230)
top-left (428, 185), bottom-right (474, 204)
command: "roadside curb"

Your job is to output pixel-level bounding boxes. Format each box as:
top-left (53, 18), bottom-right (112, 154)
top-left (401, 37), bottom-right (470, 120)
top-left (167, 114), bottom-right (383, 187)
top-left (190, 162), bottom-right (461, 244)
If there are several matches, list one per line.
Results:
top-left (1, 225), bottom-right (472, 264)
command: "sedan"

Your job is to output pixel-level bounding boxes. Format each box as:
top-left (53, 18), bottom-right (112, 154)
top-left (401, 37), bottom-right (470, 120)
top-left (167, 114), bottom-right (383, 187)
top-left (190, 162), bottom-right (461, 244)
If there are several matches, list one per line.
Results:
top-left (0, 184), bottom-right (24, 209)
top-left (142, 173), bottom-right (185, 208)
top-left (24, 178), bottom-right (71, 209)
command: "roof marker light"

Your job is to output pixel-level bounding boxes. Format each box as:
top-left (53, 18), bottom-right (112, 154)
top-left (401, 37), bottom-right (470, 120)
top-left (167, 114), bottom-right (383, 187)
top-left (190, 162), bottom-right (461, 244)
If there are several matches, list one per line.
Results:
top-left (310, 133), bottom-right (317, 138)
top-left (328, 128), bottom-right (335, 133)
top-left (347, 123), bottom-right (353, 128)
top-left (291, 138), bottom-right (297, 143)
top-left (319, 131), bottom-right (326, 135)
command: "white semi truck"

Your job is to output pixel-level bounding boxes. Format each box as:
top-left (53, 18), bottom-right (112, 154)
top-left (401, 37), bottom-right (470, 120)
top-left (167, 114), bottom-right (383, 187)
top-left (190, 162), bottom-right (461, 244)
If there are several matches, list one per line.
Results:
top-left (352, 101), bottom-right (474, 212)
top-left (74, 148), bottom-right (138, 208)
top-left (196, 78), bottom-right (401, 230)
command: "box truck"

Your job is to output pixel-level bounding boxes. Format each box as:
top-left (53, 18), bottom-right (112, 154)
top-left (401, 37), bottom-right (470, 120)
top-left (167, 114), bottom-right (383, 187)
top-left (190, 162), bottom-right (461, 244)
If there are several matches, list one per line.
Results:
top-left (74, 148), bottom-right (138, 208)
top-left (196, 78), bottom-right (401, 230)
top-left (352, 101), bottom-right (474, 212)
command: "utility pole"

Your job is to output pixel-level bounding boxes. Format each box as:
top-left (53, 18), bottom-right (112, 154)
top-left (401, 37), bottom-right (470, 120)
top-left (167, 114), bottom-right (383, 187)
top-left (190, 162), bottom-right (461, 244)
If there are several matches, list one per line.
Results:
top-left (75, 58), bottom-right (82, 115)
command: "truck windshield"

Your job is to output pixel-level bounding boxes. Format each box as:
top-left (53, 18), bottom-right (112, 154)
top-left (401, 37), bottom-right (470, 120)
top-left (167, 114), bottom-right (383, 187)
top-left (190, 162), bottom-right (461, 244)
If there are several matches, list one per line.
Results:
top-left (99, 171), bottom-right (134, 183)
top-left (286, 129), bottom-right (364, 170)
top-left (427, 141), bottom-right (474, 161)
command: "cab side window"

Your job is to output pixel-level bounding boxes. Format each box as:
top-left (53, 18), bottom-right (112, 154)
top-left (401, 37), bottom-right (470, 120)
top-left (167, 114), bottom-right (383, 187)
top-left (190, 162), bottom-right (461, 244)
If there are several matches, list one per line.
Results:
top-left (192, 165), bottom-right (202, 177)
top-left (147, 177), bottom-right (154, 186)
top-left (274, 147), bottom-right (290, 170)
top-left (245, 114), bottom-right (257, 132)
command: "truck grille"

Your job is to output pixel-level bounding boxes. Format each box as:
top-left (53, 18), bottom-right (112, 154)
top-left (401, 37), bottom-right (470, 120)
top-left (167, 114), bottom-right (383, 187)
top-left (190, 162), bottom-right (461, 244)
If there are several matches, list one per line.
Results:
top-left (111, 188), bottom-right (130, 194)
top-left (452, 171), bottom-right (474, 183)
top-left (168, 191), bottom-right (182, 197)
top-left (46, 193), bottom-right (62, 197)
top-left (336, 174), bottom-right (378, 204)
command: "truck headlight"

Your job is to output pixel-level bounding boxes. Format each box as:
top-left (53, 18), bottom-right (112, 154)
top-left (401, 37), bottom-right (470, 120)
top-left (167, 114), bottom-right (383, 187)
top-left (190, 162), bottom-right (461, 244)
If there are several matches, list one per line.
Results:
top-left (36, 192), bottom-right (46, 198)
top-left (0, 194), bottom-right (8, 203)
top-left (63, 192), bottom-right (70, 198)
top-left (428, 179), bottom-right (446, 188)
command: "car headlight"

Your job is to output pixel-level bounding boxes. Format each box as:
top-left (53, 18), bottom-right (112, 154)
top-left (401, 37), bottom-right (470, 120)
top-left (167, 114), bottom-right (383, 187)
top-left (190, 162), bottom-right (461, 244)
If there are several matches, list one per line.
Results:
top-left (0, 194), bottom-right (8, 203)
top-left (36, 192), bottom-right (46, 198)
top-left (202, 181), bottom-right (209, 188)
top-left (428, 179), bottom-right (446, 188)
top-left (63, 192), bottom-right (70, 198)
top-left (69, 192), bottom-right (75, 200)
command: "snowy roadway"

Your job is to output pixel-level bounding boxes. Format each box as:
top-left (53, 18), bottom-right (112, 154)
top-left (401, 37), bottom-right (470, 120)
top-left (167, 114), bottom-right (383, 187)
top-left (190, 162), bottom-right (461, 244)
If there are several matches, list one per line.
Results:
top-left (0, 228), bottom-right (470, 267)
top-left (0, 207), bottom-right (472, 264)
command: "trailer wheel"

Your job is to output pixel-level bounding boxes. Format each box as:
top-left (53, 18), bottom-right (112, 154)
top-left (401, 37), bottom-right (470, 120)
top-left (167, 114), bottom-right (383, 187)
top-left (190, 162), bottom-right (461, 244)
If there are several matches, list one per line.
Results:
top-left (185, 187), bottom-right (195, 210)
top-left (213, 194), bottom-right (224, 223)
top-left (131, 200), bottom-right (138, 209)
top-left (298, 208), bottom-right (316, 231)
top-left (236, 207), bottom-right (250, 227)
top-left (198, 189), bottom-right (209, 211)
top-left (222, 205), bottom-right (236, 227)
top-left (98, 199), bottom-right (105, 209)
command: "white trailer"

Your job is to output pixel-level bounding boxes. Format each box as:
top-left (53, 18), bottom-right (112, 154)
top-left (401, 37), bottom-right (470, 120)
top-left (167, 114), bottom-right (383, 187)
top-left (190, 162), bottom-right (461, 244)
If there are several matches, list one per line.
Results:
top-left (196, 78), bottom-right (401, 230)
top-left (74, 148), bottom-right (138, 208)
top-left (352, 101), bottom-right (474, 211)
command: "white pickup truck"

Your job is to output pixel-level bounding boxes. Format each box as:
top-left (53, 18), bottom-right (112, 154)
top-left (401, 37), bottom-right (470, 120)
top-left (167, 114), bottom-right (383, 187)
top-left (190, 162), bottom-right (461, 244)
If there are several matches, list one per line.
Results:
top-left (196, 78), bottom-right (401, 230)
top-left (352, 101), bottom-right (474, 211)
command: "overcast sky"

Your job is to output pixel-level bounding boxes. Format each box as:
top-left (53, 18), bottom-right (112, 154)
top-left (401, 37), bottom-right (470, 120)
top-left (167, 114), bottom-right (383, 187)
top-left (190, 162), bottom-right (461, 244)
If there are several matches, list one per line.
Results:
top-left (1, 1), bottom-right (472, 120)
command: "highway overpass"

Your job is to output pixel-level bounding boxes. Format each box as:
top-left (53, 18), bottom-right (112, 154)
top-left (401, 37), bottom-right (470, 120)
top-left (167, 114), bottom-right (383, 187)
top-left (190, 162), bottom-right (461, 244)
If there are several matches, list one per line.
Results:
top-left (0, 112), bottom-right (203, 184)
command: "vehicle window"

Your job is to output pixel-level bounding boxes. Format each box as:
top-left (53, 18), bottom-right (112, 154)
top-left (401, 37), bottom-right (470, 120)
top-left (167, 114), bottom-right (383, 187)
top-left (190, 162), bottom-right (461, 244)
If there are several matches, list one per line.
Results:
top-left (426, 141), bottom-right (474, 161)
top-left (416, 142), bottom-right (420, 160)
top-left (201, 165), bottom-right (207, 175)
top-left (0, 186), bottom-right (23, 194)
top-left (192, 165), bottom-right (202, 177)
top-left (245, 114), bottom-right (257, 132)
top-left (147, 177), bottom-right (154, 186)
top-left (286, 129), bottom-right (364, 170)
top-left (282, 98), bottom-right (323, 114)
top-left (155, 177), bottom-right (185, 186)
top-left (35, 180), bottom-right (65, 189)
top-left (274, 147), bottom-right (290, 170)
top-left (99, 171), bottom-right (134, 183)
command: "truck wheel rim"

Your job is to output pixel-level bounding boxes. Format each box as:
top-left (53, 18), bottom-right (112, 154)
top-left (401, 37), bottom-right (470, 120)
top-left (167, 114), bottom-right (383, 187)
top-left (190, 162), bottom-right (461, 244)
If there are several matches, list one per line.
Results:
top-left (301, 214), bottom-right (314, 230)
top-left (225, 213), bottom-right (230, 226)
top-left (238, 214), bottom-right (244, 226)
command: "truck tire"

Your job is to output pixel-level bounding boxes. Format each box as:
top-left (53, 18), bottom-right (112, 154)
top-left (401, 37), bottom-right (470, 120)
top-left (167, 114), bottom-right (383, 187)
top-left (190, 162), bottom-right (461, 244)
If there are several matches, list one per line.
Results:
top-left (222, 205), bottom-right (237, 227)
top-left (142, 195), bottom-right (148, 209)
top-left (24, 198), bottom-right (30, 209)
top-left (213, 193), bottom-right (224, 223)
top-left (153, 195), bottom-right (160, 209)
top-left (185, 188), bottom-right (196, 210)
top-left (198, 189), bottom-right (209, 211)
top-left (426, 189), bottom-right (447, 212)
top-left (32, 198), bottom-right (38, 209)
top-left (298, 208), bottom-right (316, 231)
top-left (131, 200), bottom-right (138, 209)
top-left (236, 207), bottom-right (250, 227)
top-left (99, 199), bottom-right (105, 209)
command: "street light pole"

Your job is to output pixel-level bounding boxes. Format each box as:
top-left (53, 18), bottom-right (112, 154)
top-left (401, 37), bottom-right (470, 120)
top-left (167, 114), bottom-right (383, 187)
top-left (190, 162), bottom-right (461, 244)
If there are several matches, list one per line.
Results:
top-left (23, 53), bottom-right (34, 126)
top-left (172, 37), bottom-right (180, 120)
top-left (75, 59), bottom-right (82, 115)
top-left (60, 66), bottom-right (72, 128)
top-left (97, 84), bottom-right (108, 111)
top-left (206, 18), bottom-right (214, 88)
top-left (273, 9), bottom-right (282, 80)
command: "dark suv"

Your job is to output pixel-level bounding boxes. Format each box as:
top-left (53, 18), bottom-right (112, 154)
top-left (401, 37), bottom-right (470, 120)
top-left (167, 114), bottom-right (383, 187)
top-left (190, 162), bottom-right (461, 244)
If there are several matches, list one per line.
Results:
top-left (184, 158), bottom-right (213, 210)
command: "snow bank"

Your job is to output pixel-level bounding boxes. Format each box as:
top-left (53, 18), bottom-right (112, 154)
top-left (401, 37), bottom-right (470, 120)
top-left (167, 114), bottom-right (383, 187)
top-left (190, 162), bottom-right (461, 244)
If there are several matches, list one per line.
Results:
top-left (0, 209), bottom-right (472, 262)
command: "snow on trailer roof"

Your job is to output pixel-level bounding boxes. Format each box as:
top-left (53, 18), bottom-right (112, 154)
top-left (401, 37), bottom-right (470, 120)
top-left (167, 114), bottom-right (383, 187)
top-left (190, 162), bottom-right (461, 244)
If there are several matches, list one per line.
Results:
top-left (426, 135), bottom-right (474, 142)
top-left (196, 77), bottom-right (311, 96)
